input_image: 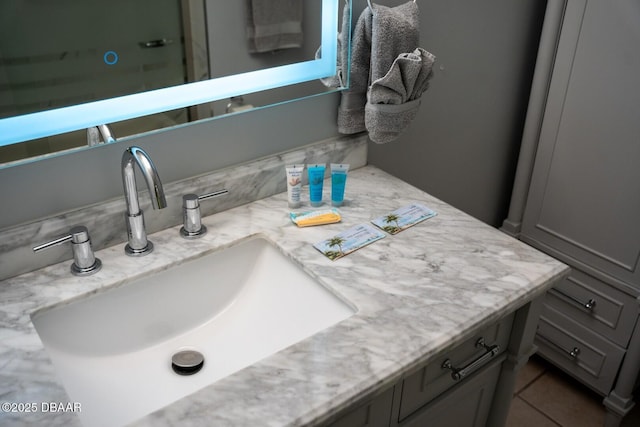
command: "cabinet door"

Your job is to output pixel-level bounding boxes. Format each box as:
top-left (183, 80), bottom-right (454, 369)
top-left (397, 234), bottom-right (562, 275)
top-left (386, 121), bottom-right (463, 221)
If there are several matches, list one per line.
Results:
top-left (520, 0), bottom-right (640, 288)
top-left (325, 387), bottom-right (394, 427)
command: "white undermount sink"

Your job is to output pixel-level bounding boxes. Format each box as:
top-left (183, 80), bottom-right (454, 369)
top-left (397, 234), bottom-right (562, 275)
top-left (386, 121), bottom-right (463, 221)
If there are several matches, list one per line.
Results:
top-left (31, 235), bottom-right (355, 427)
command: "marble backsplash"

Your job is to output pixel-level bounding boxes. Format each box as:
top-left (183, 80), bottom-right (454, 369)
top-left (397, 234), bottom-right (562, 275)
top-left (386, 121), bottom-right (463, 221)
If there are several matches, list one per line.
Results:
top-left (0, 135), bottom-right (367, 281)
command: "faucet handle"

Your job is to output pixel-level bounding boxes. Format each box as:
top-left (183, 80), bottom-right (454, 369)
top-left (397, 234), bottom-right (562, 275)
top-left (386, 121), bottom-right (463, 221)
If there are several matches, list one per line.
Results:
top-left (33, 226), bottom-right (102, 276)
top-left (180, 189), bottom-right (229, 239)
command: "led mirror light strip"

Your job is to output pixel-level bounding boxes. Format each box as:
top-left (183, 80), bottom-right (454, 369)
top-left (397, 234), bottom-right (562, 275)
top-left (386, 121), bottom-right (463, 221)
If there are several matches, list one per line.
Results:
top-left (0, 0), bottom-right (339, 146)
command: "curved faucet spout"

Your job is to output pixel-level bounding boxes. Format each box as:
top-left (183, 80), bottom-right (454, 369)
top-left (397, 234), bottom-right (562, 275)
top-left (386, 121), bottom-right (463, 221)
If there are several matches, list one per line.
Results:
top-left (121, 146), bottom-right (167, 215)
top-left (121, 146), bottom-right (167, 256)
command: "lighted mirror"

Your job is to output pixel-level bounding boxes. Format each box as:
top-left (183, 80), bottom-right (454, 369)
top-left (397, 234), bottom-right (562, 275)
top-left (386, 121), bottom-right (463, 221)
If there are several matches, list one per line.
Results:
top-left (0, 0), bottom-right (345, 164)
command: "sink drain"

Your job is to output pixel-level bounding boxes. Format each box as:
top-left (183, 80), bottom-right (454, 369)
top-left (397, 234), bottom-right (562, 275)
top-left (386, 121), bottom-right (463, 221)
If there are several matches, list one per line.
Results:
top-left (171, 350), bottom-right (204, 376)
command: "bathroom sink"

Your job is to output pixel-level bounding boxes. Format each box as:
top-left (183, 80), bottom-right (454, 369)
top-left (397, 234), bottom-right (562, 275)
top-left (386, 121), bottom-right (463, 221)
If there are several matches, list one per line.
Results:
top-left (31, 235), bottom-right (355, 427)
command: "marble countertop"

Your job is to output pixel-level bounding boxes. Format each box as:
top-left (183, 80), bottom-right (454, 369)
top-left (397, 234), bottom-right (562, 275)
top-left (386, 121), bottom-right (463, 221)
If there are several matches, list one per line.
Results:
top-left (0, 166), bottom-right (569, 426)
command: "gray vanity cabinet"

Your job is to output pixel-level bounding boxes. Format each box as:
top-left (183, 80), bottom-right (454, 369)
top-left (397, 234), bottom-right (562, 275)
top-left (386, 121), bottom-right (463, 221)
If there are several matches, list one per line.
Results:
top-left (503, 0), bottom-right (640, 425)
top-left (325, 303), bottom-right (539, 427)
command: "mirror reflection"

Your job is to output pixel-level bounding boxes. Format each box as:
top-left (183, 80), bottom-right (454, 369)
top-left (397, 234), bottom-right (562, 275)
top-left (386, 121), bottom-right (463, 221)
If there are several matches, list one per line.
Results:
top-left (0, 0), bottom-right (342, 166)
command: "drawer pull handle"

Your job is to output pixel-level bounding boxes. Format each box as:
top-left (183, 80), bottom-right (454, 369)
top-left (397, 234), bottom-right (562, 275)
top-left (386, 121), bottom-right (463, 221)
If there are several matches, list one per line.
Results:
top-left (569, 347), bottom-right (581, 359)
top-left (441, 338), bottom-right (500, 381)
top-left (537, 334), bottom-right (581, 360)
top-left (554, 289), bottom-right (596, 312)
top-left (584, 299), bottom-right (596, 310)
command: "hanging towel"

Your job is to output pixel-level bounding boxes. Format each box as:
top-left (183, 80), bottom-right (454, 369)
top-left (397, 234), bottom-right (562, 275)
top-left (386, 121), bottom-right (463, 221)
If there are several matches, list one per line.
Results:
top-left (338, 1), bottom-right (434, 144)
top-left (369, 2), bottom-right (420, 83)
top-left (336, 5), bottom-right (373, 134)
top-left (366, 48), bottom-right (435, 143)
top-left (246, 0), bottom-right (303, 53)
top-left (338, 1), bottom-right (420, 135)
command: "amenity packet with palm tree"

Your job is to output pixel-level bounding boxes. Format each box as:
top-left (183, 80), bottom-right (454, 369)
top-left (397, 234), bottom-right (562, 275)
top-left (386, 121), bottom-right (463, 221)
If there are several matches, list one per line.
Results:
top-left (313, 224), bottom-right (386, 261)
top-left (371, 203), bottom-right (437, 235)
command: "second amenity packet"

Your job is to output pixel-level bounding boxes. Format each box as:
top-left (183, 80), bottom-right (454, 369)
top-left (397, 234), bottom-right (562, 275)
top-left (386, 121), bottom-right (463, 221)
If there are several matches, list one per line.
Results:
top-left (371, 203), bottom-right (437, 235)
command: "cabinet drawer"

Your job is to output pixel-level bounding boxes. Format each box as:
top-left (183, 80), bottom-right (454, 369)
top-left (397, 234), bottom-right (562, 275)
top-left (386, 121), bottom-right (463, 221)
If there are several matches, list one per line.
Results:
top-left (536, 305), bottom-right (625, 395)
top-left (545, 269), bottom-right (637, 347)
top-left (397, 313), bottom-right (513, 422)
top-left (399, 358), bottom-right (503, 427)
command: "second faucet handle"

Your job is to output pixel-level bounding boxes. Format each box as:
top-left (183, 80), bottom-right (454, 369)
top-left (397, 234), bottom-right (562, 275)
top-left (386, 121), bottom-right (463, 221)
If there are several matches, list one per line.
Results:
top-left (180, 190), bottom-right (229, 239)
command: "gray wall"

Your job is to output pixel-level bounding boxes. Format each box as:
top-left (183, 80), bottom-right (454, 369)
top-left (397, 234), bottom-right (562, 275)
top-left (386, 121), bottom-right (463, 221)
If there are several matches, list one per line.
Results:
top-left (367, 0), bottom-right (547, 227)
top-left (0, 0), bottom-right (547, 231)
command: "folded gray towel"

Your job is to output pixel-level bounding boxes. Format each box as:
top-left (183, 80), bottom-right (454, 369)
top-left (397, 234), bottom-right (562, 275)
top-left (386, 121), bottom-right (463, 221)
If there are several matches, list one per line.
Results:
top-left (338, 1), bottom-right (421, 136)
top-left (365, 99), bottom-right (422, 144)
top-left (246, 0), bottom-right (303, 53)
top-left (366, 48), bottom-right (435, 144)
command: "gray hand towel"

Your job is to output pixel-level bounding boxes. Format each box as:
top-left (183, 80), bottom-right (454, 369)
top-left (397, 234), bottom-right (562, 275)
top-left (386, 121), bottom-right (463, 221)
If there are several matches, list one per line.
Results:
top-left (246, 0), bottom-right (303, 53)
top-left (337, 5), bottom-right (373, 134)
top-left (366, 48), bottom-right (435, 144)
top-left (338, 1), bottom-right (421, 136)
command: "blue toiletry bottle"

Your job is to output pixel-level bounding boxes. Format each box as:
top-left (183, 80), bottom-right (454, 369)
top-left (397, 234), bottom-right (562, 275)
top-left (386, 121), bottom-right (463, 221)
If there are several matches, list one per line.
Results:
top-left (330, 164), bottom-right (349, 206)
top-left (308, 164), bottom-right (326, 207)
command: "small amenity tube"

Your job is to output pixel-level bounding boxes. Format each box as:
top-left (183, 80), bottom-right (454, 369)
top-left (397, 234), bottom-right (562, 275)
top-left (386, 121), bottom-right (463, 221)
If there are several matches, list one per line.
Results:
top-left (285, 164), bottom-right (304, 208)
top-left (331, 163), bottom-right (350, 206)
top-left (307, 163), bottom-right (326, 207)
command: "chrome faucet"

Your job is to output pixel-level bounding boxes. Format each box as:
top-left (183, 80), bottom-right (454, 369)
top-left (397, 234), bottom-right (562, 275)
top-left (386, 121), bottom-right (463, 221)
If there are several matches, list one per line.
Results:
top-left (87, 124), bottom-right (116, 146)
top-left (121, 146), bottom-right (167, 256)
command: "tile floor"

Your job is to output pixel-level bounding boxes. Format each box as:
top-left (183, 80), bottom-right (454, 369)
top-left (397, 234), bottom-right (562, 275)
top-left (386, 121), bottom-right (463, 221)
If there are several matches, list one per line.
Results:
top-left (506, 355), bottom-right (640, 427)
